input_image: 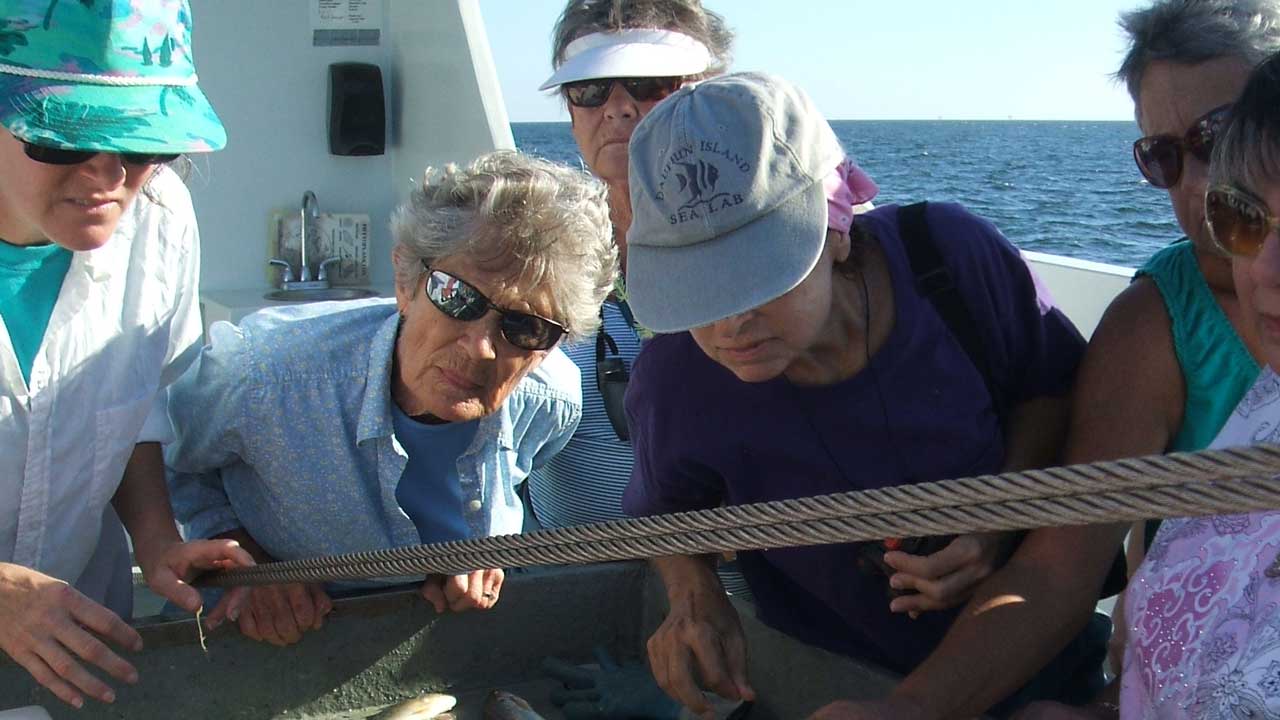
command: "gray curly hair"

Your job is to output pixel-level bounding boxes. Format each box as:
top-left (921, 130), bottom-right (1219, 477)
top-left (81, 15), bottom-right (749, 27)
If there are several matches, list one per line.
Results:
top-left (551, 0), bottom-right (734, 80)
top-left (391, 151), bottom-right (617, 344)
top-left (1116, 0), bottom-right (1280, 105)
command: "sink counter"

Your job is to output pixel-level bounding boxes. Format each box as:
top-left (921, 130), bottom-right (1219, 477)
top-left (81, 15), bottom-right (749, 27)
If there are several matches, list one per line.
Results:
top-left (199, 285), bottom-right (395, 339)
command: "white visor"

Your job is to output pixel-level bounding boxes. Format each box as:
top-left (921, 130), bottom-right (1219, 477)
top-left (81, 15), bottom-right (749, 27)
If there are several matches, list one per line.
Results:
top-left (539, 29), bottom-right (712, 90)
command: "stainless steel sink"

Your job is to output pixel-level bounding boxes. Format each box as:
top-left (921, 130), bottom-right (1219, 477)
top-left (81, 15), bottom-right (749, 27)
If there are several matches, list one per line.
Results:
top-left (263, 287), bottom-right (379, 302)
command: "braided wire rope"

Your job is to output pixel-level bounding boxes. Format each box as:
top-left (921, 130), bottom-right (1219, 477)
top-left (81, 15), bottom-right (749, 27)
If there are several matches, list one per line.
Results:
top-left (199, 444), bottom-right (1280, 587)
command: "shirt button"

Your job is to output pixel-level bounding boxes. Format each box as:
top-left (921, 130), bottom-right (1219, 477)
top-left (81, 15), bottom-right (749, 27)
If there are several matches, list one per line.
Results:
top-left (466, 499), bottom-right (483, 513)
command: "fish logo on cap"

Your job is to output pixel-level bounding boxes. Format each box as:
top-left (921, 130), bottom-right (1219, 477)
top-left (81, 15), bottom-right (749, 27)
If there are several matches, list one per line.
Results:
top-left (655, 140), bottom-right (749, 225)
top-left (674, 159), bottom-right (719, 206)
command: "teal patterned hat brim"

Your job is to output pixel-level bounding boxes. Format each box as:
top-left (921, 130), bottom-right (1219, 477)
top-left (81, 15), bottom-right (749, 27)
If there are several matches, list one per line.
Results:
top-left (0, 0), bottom-right (224, 153)
top-left (0, 75), bottom-right (226, 153)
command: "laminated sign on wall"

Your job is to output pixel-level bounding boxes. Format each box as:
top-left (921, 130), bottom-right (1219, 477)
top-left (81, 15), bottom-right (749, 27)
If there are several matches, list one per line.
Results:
top-left (270, 212), bottom-right (371, 286)
top-left (311, 0), bottom-right (381, 46)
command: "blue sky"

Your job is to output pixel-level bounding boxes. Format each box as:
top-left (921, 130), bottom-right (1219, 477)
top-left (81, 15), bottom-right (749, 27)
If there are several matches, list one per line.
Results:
top-left (484, 0), bottom-right (1146, 122)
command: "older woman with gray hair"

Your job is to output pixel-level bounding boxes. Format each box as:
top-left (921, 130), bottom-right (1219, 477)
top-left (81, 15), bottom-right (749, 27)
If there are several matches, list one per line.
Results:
top-left (165, 151), bottom-right (615, 646)
top-left (1006, 2), bottom-right (1280, 719)
top-left (545, 0), bottom-right (732, 236)
top-left (1019, 47), bottom-right (1280, 720)
top-left (1051, 0), bottom-right (1280, 694)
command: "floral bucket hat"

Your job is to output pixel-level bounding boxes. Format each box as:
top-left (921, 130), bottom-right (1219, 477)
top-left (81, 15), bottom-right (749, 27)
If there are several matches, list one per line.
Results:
top-left (0, 0), bottom-right (225, 153)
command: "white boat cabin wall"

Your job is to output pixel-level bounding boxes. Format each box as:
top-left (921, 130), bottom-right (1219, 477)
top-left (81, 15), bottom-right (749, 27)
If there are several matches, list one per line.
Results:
top-left (188, 0), bottom-right (513, 332)
top-left (188, 0), bottom-right (1127, 339)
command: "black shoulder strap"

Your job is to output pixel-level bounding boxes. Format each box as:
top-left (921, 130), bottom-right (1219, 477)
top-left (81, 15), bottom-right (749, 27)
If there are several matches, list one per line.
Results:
top-left (898, 202), bottom-right (1006, 425)
top-left (896, 204), bottom-right (1130, 596)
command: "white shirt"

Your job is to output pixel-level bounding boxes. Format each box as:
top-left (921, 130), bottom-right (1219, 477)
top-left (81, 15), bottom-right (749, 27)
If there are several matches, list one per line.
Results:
top-left (0, 167), bottom-right (202, 613)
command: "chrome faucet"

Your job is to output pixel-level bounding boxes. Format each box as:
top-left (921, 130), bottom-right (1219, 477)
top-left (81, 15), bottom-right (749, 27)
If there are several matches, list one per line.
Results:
top-left (299, 190), bottom-right (318, 282)
top-left (268, 191), bottom-right (341, 291)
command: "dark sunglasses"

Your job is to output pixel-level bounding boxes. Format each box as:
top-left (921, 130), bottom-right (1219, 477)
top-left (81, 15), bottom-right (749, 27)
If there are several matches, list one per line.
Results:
top-left (563, 76), bottom-right (684, 108)
top-left (1133, 104), bottom-right (1232, 189)
top-left (1205, 185), bottom-right (1280, 258)
top-left (422, 265), bottom-right (566, 351)
top-left (21, 139), bottom-right (178, 167)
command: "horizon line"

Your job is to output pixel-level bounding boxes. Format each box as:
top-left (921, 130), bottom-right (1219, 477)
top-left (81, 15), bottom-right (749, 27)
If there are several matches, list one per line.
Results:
top-left (508, 117), bottom-right (1137, 124)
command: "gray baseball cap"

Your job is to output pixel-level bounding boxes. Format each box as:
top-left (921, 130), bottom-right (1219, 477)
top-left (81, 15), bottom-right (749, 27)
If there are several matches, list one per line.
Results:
top-left (625, 72), bottom-right (845, 333)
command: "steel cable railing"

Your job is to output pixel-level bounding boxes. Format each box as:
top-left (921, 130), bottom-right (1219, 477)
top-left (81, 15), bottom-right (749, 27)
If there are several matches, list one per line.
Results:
top-left (197, 444), bottom-right (1280, 587)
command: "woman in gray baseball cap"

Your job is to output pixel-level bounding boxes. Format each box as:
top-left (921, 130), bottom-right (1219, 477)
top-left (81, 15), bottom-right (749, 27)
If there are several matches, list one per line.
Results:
top-left (620, 72), bottom-right (1101, 718)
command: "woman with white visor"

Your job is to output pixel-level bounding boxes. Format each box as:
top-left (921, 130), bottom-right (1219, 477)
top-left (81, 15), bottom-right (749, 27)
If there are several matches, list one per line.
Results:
top-left (530, 0), bottom-right (880, 603)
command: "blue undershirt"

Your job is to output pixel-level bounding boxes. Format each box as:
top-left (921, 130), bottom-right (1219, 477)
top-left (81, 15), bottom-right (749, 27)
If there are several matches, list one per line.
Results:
top-left (389, 402), bottom-right (478, 544)
top-left (0, 240), bottom-right (73, 384)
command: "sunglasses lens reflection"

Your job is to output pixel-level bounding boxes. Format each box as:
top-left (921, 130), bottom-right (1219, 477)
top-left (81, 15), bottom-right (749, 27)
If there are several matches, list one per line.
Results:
top-left (1134, 106), bottom-right (1231, 190)
top-left (564, 77), bottom-right (682, 108)
top-left (428, 271), bottom-right (487, 321)
top-left (501, 314), bottom-right (559, 351)
top-left (1187, 131), bottom-right (1215, 165)
top-left (1136, 138), bottom-right (1180, 189)
top-left (1207, 189), bottom-right (1270, 257)
top-left (1188, 108), bottom-right (1228, 164)
top-left (565, 79), bottom-right (612, 107)
top-left (425, 269), bottom-right (563, 351)
top-left (624, 77), bottom-right (681, 102)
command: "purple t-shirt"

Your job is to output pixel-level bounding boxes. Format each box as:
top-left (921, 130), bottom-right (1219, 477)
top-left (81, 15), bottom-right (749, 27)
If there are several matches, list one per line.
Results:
top-left (622, 203), bottom-right (1085, 673)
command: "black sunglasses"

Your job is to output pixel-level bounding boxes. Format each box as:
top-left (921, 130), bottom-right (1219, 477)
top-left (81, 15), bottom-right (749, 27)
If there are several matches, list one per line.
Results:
top-left (21, 139), bottom-right (179, 167)
top-left (563, 76), bottom-right (684, 108)
top-left (1133, 104), bottom-right (1232, 189)
top-left (422, 265), bottom-right (566, 351)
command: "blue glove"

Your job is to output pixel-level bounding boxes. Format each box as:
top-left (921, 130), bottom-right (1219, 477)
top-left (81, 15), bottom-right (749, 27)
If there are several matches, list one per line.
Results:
top-left (543, 647), bottom-right (684, 720)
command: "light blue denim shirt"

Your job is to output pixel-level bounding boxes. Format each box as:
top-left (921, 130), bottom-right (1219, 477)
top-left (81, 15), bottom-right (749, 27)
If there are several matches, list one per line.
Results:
top-left (165, 299), bottom-right (581, 567)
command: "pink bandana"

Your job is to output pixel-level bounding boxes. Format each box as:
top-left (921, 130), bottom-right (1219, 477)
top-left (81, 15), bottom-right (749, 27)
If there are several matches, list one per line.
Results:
top-left (824, 158), bottom-right (879, 233)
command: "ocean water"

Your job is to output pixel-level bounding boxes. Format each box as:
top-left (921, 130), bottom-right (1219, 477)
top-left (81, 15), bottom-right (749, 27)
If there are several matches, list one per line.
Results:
top-left (513, 120), bottom-right (1180, 269)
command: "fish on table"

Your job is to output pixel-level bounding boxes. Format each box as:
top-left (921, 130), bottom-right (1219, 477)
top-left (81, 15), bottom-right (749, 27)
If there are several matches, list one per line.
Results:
top-left (483, 690), bottom-right (546, 720)
top-left (372, 692), bottom-right (457, 719)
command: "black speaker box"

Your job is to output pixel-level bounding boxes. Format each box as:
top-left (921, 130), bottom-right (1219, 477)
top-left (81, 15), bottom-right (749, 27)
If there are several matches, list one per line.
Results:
top-left (328, 62), bottom-right (385, 156)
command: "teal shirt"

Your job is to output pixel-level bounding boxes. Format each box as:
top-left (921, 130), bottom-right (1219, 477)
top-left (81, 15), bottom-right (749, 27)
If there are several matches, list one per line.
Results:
top-left (1137, 239), bottom-right (1259, 451)
top-left (0, 240), bottom-right (73, 384)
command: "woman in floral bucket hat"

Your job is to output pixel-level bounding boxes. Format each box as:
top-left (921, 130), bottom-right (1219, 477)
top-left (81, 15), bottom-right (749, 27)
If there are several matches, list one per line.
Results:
top-left (0, 0), bottom-right (252, 709)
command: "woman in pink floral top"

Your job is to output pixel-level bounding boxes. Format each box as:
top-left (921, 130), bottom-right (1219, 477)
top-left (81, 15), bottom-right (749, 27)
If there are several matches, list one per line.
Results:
top-left (1121, 376), bottom-right (1280, 716)
top-left (1120, 50), bottom-right (1280, 719)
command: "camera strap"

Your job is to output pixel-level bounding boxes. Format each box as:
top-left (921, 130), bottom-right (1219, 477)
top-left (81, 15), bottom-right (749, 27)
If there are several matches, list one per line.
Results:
top-left (595, 304), bottom-right (631, 441)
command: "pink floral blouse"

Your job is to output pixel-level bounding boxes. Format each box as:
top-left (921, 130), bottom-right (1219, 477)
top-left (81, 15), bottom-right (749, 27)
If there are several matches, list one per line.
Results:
top-left (1121, 367), bottom-right (1280, 718)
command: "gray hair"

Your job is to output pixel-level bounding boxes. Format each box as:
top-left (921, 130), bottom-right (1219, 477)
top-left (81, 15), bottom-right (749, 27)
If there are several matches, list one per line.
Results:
top-left (391, 151), bottom-right (617, 344)
top-left (1117, 0), bottom-right (1280, 103)
top-left (1210, 50), bottom-right (1280, 191)
top-left (551, 0), bottom-right (734, 79)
